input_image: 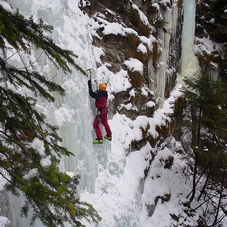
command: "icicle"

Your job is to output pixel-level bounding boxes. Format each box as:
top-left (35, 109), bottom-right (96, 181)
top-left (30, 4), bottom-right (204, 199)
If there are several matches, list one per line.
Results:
top-left (148, 4), bottom-right (179, 106)
top-left (179, 0), bottom-right (200, 79)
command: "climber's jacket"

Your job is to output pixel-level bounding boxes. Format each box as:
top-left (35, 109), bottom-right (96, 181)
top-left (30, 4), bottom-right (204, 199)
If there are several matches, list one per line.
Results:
top-left (88, 79), bottom-right (108, 110)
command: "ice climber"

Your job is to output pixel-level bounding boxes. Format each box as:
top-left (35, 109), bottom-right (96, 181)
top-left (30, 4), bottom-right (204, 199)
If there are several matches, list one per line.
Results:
top-left (88, 79), bottom-right (112, 144)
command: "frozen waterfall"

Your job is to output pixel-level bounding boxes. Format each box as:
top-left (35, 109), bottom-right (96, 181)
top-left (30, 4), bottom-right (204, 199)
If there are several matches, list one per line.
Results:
top-left (148, 3), bottom-right (179, 105)
top-left (179, 0), bottom-right (200, 78)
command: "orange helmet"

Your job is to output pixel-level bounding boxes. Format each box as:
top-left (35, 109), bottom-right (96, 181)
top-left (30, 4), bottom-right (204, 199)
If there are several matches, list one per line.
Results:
top-left (99, 83), bottom-right (107, 91)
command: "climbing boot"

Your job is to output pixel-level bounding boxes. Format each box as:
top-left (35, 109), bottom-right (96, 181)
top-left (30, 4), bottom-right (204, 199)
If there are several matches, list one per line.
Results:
top-left (93, 138), bottom-right (103, 144)
top-left (104, 135), bottom-right (112, 141)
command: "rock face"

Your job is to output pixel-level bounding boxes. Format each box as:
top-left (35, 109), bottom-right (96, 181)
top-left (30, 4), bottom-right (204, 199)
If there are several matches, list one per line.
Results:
top-left (80, 0), bottom-right (183, 120)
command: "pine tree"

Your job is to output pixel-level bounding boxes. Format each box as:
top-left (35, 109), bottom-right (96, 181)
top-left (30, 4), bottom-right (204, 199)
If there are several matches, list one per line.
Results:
top-left (183, 71), bottom-right (227, 149)
top-left (196, 0), bottom-right (227, 79)
top-left (0, 5), bottom-right (100, 227)
top-left (179, 70), bottom-right (227, 225)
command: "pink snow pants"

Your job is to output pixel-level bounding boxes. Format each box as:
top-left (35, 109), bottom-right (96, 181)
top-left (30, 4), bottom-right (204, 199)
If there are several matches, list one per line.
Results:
top-left (93, 108), bottom-right (112, 140)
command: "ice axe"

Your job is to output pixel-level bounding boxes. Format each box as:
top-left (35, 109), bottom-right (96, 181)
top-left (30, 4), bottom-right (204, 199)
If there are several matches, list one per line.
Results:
top-left (87, 69), bottom-right (92, 80)
top-left (87, 69), bottom-right (97, 85)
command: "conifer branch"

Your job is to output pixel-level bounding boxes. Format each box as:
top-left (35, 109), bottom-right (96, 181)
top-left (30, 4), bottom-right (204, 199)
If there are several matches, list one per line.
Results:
top-left (0, 5), bottom-right (101, 226)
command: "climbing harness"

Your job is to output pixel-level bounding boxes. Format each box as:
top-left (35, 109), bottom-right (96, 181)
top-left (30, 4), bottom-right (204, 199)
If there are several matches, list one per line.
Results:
top-left (94, 107), bottom-right (108, 130)
top-left (97, 107), bottom-right (108, 119)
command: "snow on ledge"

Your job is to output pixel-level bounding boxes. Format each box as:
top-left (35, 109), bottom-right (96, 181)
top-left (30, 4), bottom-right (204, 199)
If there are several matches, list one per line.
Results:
top-left (123, 58), bottom-right (143, 74)
top-left (0, 1), bottom-right (13, 12)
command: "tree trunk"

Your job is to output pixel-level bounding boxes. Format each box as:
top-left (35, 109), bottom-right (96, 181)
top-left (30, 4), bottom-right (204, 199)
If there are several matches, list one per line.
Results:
top-left (197, 159), bottom-right (213, 201)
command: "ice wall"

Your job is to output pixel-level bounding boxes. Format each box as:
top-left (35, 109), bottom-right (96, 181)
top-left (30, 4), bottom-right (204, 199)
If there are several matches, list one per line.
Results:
top-left (148, 3), bottom-right (179, 106)
top-left (179, 0), bottom-right (200, 78)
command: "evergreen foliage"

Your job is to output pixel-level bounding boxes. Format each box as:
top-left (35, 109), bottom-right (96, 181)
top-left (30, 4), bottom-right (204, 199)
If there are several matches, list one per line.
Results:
top-left (196, 0), bottom-right (227, 79)
top-left (174, 70), bottom-right (227, 226)
top-left (196, 0), bottom-right (227, 43)
top-left (0, 4), bottom-right (100, 227)
top-left (183, 71), bottom-right (227, 148)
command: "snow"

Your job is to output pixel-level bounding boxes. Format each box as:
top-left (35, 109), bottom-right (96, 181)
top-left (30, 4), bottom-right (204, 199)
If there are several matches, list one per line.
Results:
top-left (1, 0), bottom-right (226, 227)
top-left (137, 43), bottom-right (147, 54)
top-left (95, 16), bottom-right (126, 36)
top-left (195, 36), bottom-right (223, 56)
top-left (23, 168), bottom-right (39, 180)
top-left (0, 217), bottom-right (9, 227)
top-left (0, 1), bottom-right (13, 12)
top-left (40, 155), bottom-right (52, 168)
top-left (123, 58), bottom-right (144, 74)
top-left (0, 174), bottom-right (7, 191)
top-left (94, 12), bottom-right (137, 37)
top-left (29, 138), bottom-right (45, 157)
top-left (146, 101), bottom-right (155, 108)
top-left (131, 4), bottom-right (150, 27)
